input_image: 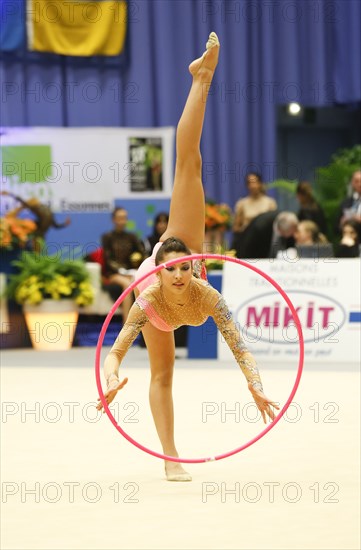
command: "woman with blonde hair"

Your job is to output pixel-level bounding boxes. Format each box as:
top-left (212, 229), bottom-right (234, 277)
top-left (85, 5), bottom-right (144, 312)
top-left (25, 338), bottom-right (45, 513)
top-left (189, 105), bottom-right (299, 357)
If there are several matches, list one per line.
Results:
top-left (295, 220), bottom-right (328, 246)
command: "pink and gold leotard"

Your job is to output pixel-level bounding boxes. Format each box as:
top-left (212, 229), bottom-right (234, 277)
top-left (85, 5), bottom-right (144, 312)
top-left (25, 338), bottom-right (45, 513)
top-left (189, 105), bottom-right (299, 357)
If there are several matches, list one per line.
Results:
top-left (108, 276), bottom-right (263, 391)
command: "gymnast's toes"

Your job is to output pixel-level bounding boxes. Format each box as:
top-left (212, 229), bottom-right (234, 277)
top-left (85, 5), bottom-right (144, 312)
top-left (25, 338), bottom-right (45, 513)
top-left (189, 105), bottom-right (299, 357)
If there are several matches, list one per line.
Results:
top-left (206, 31), bottom-right (220, 50)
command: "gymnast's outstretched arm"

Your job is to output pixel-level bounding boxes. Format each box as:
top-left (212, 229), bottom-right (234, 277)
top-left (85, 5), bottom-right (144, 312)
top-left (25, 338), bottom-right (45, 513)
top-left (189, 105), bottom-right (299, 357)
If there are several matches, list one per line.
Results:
top-left (96, 303), bottom-right (148, 412)
top-left (205, 290), bottom-right (280, 423)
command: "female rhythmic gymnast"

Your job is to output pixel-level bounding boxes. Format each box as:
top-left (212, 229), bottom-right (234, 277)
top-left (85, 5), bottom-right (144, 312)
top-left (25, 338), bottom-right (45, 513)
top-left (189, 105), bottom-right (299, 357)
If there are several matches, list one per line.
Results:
top-left (97, 32), bottom-right (279, 481)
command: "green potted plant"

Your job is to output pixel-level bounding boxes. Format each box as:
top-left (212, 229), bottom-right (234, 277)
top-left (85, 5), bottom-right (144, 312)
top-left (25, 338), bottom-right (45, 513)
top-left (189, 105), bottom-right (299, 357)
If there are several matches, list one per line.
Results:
top-left (5, 244), bottom-right (94, 350)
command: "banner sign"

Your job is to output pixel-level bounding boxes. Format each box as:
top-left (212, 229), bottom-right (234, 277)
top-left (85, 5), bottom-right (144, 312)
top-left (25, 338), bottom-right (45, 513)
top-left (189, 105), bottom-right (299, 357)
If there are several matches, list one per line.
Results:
top-left (0, 127), bottom-right (175, 213)
top-left (220, 258), bottom-right (361, 363)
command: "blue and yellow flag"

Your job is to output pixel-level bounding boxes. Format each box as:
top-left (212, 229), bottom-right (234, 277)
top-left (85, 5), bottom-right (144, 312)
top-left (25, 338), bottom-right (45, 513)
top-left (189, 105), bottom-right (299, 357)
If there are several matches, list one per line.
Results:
top-left (27, 0), bottom-right (127, 56)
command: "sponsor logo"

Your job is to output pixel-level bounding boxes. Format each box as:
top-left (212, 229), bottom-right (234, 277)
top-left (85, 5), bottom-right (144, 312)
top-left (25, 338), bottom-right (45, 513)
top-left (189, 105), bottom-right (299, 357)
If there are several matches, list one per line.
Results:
top-left (234, 290), bottom-right (347, 344)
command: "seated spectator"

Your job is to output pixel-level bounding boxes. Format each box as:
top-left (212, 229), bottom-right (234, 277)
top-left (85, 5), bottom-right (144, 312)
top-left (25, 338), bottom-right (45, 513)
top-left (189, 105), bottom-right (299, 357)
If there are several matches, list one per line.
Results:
top-left (296, 181), bottom-right (327, 234)
top-left (143, 212), bottom-right (169, 256)
top-left (335, 170), bottom-right (361, 233)
top-left (101, 207), bottom-right (145, 320)
top-left (233, 172), bottom-right (277, 233)
top-left (335, 219), bottom-right (361, 258)
top-left (234, 210), bottom-right (298, 259)
top-left (292, 220), bottom-right (333, 259)
top-left (294, 220), bottom-right (328, 246)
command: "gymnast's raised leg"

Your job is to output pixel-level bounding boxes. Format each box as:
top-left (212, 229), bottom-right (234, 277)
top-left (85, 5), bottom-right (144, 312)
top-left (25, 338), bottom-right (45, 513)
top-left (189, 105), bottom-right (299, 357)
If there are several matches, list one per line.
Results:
top-left (139, 33), bottom-right (220, 481)
top-left (161, 32), bottom-right (220, 253)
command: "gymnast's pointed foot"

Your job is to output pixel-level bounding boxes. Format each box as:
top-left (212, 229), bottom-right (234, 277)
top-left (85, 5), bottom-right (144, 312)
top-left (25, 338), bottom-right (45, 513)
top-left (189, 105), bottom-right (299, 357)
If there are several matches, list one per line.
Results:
top-left (189, 31), bottom-right (220, 77)
top-left (165, 460), bottom-right (192, 482)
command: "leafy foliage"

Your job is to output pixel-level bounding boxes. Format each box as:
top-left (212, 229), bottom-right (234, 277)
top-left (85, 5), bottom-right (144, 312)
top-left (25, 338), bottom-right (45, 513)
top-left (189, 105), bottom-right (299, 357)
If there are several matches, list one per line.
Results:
top-left (314, 145), bottom-right (361, 240)
top-left (5, 244), bottom-right (94, 306)
top-left (266, 179), bottom-right (298, 194)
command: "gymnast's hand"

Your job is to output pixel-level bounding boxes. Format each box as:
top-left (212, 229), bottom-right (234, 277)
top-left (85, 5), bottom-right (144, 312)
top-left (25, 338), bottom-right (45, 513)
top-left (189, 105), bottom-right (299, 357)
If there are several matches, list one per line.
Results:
top-left (248, 383), bottom-right (280, 423)
top-left (96, 377), bottom-right (128, 413)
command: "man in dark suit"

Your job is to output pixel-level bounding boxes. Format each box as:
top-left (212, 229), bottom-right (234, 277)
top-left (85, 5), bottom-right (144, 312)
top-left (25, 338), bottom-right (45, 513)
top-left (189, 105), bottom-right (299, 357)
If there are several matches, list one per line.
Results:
top-left (233, 210), bottom-right (298, 259)
top-left (335, 170), bottom-right (361, 233)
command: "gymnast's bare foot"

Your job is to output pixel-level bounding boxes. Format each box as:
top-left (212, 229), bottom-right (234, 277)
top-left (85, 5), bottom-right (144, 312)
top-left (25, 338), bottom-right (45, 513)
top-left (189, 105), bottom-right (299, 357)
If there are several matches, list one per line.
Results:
top-left (165, 460), bottom-right (192, 482)
top-left (189, 31), bottom-right (220, 77)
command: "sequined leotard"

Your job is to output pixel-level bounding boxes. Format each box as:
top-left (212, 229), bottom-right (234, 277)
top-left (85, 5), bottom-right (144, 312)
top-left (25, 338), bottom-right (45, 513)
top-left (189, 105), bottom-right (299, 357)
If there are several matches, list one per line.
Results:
top-left (108, 277), bottom-right (263, 391)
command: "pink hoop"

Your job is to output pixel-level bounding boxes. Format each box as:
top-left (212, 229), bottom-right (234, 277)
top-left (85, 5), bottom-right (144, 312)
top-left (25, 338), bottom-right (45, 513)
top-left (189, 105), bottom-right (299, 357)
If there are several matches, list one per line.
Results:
top-left (95, 254), bottom-right (304, 464)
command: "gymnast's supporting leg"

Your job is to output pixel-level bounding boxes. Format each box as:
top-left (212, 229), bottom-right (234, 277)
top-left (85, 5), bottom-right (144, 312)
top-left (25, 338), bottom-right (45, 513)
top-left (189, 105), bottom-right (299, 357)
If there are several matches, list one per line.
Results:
top-left (134, 294), bottom-right (189, 481)
top-left (160, 32), bottom-right (220, 253)
top-left (140, 323), bottom-right (185, 476)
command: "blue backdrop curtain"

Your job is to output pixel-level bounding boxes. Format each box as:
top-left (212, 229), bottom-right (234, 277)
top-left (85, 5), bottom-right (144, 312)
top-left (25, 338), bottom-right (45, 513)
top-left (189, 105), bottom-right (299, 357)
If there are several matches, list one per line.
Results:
top-left (1, 0), bottom-right (360, 207)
